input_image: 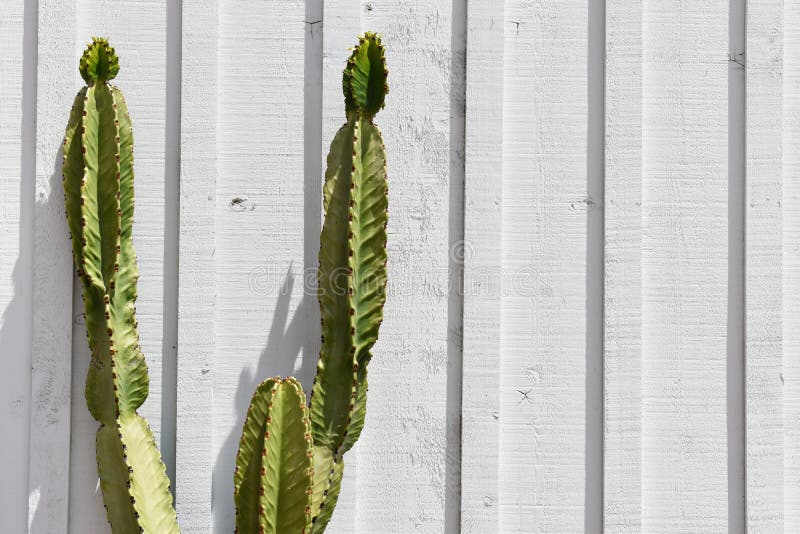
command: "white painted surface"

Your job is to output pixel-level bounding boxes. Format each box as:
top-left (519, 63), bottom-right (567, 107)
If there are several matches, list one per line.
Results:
top-left (175, 0), bottom-right (217, 531)
top-left (499, 1), bottom-right (587, 532)
top-left (30, 1), bottom-right (76, 532)
top-left (641, 2), bottom-right (729, 531)
top-left (4, 2), bottom-right (800, 533)
top-left (746, 1), bottom-right (784, 531)
top-left (604, 1), bottom-right (642, 531)
top-left (784, 1), bottom-right (800, 531)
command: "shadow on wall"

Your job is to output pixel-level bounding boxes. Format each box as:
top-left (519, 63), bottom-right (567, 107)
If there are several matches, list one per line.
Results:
top-left (25, 153), bottom-right (75, 531)
top-left (0, 194), bottom-right (34, 530)
top-left (212, 267), bottom-right (318, 531)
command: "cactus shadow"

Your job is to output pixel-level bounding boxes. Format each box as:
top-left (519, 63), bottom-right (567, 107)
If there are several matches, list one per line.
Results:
top-left (211, 267), bottom-right (318, 531)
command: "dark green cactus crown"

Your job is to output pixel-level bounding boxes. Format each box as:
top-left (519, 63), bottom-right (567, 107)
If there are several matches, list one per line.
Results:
top-left (343, 32), bottom-right (389, 119)
top-left (80, 37), bottom-right (120, 84)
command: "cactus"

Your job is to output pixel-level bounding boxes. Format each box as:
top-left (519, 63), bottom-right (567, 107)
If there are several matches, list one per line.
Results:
top-left (234, 378), bottom-right (314, 533)
top-left (63, 38), bottom-right (180, 533)
top-left (235, 32), bottom-right (388, 533)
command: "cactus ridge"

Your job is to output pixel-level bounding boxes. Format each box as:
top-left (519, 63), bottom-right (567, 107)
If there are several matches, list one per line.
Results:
top-left (63, 39), bottom-right (178, 533)
top-left (234, 378), bottom-right (314, 534)
top-left (235, 33), bottom-right (388, 532)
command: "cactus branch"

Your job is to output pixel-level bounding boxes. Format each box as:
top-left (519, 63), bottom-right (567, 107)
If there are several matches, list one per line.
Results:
top-left (234, 32), bottom-right (388, 533)
top-left (63, 38), bottom-right (179, 533)
top-left (234, 378), bottom-right (314, 534)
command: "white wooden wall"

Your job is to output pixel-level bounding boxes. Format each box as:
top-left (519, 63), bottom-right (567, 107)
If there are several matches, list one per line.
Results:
top-left (1, 0), bottom-right (799, 532)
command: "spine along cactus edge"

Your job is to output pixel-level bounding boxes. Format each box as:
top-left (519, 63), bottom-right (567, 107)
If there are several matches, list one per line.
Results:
top-left (63, 38), bottom-right (180, 533)
top-left (234, 32), bottom-right (389, 533)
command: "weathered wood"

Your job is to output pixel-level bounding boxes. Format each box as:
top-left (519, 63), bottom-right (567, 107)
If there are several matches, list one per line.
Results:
top-left (641, 1), bottom-right (729, 531)
top-left (784, 1), bottom-right (800, 530)
top-left (745, 1), bottom-right (784, 531)
top-left (0, 2), bottom-right (34, 532)
top-left (604, 1), bottom-right (643, 531)
top-left (348, 1), bottom-right (454, 532)
top-left (28, 1), bottom-right (77, 532)
top-left (175, 0), bottom-right (218, 531)
top-left (461, 0), bottom-right (503, 531)
top-left (499, 1), bottom-right (588, 531)
top-left (210, 1), bottom-right (306, 530)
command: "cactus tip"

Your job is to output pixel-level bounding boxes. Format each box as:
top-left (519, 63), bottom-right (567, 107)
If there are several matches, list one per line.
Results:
top-left (343, 31), bottom-right (388, 119)
top-left (80, 37), bottom-right (120, 84)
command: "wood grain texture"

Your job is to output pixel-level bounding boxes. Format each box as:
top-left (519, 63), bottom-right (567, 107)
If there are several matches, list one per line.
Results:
top-left (499, 1), bottom-right (588, 532)
top-left (604, 1), bottom-right (643, 531)
top-left (461, 0), bottom-right (502, 532)
top-left (28, 1), bottom-right (77, 531)
top-left (641, 1), bottom-right (729, 531)
top-left (0, 1), bottom-right (34, 531)
top-left (745, 1), bottom-right (784, 531)
top-left (211, 1), bottom-right (306, 531)
top-left (784, 1), bottom-right (800, 530)
top-left (351, 1), bottom-right (454, 532)
top-left (175, 0), bottom-right (217, 531)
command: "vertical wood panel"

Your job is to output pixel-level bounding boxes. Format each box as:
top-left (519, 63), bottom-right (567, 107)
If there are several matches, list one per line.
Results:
top-left (319, 1), bottom-right (361, 530)
top-left (0, 1), bottom-right (33, 531)
top-left (352, 1), bottom-right (453, 532)
top-left (784, 0), bottom-right (800, 530)
top-left (746, 1), bottom-right (784, 531)
top-left (641, 1), bottom-right (729, 531)
top-left (211, 0), bottom-right (306, 530)
top-left (175, 0), bottom-right (217, 530)
top-left (499, 1), bottom-right (588, 531)
top-left (28, 0), bottom-right (76, 531)
top-left (604, 1), bottom-right (643, 531)
top-left (460, 0), bottom-right (503, 532)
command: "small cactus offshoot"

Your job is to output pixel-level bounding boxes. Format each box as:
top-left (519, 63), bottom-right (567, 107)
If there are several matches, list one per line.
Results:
top-left (235, 32), bottom-right (389, 534)
top-left (63, 38), bottom-right (180, 533)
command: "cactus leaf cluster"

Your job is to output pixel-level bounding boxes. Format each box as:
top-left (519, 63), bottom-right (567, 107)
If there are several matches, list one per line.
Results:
top-left (235, 32), bottom-right (389, 533)
top-left (63, 38), bottom-right (179, 533)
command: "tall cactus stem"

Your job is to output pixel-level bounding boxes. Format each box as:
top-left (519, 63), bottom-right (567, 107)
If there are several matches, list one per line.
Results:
top-left (234, 32), bottom-right (388, 533)
top-left (63, 38), bottom-right (179, 533)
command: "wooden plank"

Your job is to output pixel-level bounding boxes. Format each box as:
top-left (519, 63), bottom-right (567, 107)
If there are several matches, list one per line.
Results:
top-left (27, 1), bottom-right (77, 532)
top-left (640, 1), bottom-right (729, 531)
top-left (319, 1), bottom-right (361, 531)
top-left (460, 0), bottom-right (503, 532)
top-left (175, 0), bottom-right (217, 531)
top-left (604, 1), bottom-right (643, 531)
top-left (350, 1), bottom-right (453, 532)
top-left (784, 1), bottom-right (800, 530)
top-left (211, 1), bottom-right (306, 530)
top-left (0, 2), bottom-right (33, 532)
top-left (745, 1), bottom-right (784, 531)
top-left (499, 1), bottom-right (587, 531)
top-left (67, 3), bottom-right (171, 532)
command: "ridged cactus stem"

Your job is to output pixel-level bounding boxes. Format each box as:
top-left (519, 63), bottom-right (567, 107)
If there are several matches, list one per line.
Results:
top-left (308, 32), bottom-right (389, 530)
top-left (63, 38), bottom-right (180, 533)
top-left (234, 33), bottom-right (389, 534)
top-left (234, 378), bottom-right (314, 533)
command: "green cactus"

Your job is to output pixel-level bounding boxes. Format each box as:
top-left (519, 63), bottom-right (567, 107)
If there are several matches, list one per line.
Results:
top-left (234, 378), bottom-right (314, 533)
top-left (235, 33), bottom-right (388, 533)
top-left (63, 38), bottom-right (180, 533)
